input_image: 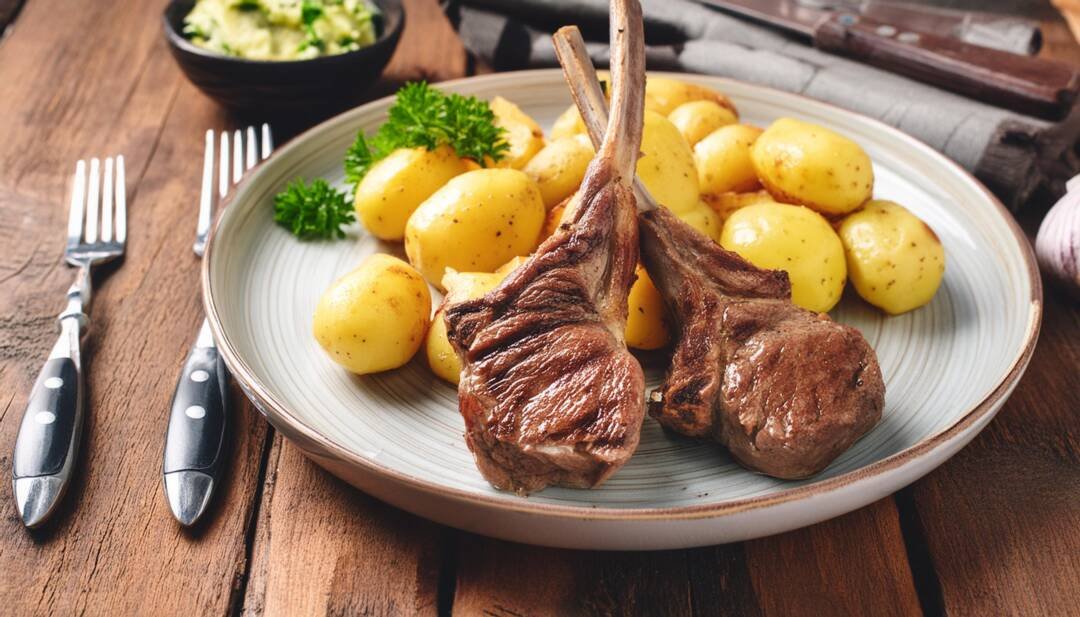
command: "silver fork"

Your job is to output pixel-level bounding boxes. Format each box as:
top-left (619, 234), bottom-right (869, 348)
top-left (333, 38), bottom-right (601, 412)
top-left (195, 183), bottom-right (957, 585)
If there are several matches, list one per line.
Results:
top-left (162, 125), bottom-right (271, 527)
top-left (12, 156), bottom-right (127, 528)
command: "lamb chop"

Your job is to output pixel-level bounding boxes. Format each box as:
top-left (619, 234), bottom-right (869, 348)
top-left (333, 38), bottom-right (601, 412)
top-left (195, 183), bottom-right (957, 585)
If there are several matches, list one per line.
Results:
top-left (553, 29), bottom-right (885, 479)
top-left (442, 0), bottom-right (647, 494)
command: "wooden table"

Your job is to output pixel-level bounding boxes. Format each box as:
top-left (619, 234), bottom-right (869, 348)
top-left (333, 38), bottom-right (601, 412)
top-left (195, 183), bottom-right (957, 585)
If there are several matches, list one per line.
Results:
top-left (1, 1), bottom-right (1078, 615)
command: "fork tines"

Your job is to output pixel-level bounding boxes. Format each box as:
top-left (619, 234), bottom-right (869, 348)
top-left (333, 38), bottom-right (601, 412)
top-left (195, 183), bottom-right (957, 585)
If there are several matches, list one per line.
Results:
top-left (194, 124), bottom-right (272, 256)
top-left (67, 156), bottom-right (126, 261)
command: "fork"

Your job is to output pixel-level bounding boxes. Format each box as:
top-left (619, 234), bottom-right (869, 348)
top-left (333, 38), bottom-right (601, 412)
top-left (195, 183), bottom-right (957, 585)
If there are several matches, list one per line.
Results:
top-left (12, 157), bottom-right (127, 528)
top-left (162, 126), bottom-right (271, 527)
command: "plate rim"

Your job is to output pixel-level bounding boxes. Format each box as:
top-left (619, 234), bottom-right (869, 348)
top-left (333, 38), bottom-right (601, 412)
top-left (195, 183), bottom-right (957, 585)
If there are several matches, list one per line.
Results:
top-left (203, 68), bottom-right (1043, 522)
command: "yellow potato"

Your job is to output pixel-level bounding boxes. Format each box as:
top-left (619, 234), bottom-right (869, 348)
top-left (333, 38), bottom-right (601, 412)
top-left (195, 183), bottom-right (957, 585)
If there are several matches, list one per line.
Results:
top-left (702, 189), bottom-right (775, 223)
top-left (354, 146), bottom-right (467, 241)
top-left (694, 124), bottom-right (763, 196)
top-left (523, 134), bottom-right (595, 210)
top-left (550, 104), bottom-right (588, 140)
top-left (405, 168), bottom-right (545, 287)
top-left (751, 117), bottom-right (874, 216)
top-left (645, 76), bottom-right (737, 116)
top-left (626, 265), bottom-right (671, 350)
top-left (668, 100), bottom-right (738, 146)
top-left (313, 254), bottom-right (431, 375)
top-left (490, 96), bottom-right (545, 169)
top-left (495, 255), bottom-right (529, 276)
top-left (839, 200), bottom-right (945, 315)
top-left (678, 200), bottom-right (724, 243)
top-left (425, 270), bottom-right (506, 384)
top-left (638, 110), bottom-right (699, 214)
top-left (721, 202), bottom-right (847, 312)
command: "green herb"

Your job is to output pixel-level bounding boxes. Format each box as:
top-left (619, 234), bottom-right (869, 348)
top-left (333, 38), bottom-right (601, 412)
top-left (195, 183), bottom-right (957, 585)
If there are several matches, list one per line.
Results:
top-left (232, 0), bottom-right (261, 11)
top-left (273, 178), bottom-right (355, 240)
top-left (300, 0), bottom-right (325, 51)
top-left (183, 23), bottom-right (207, 40)
top-left (344, 81), bottom-right (508, 185)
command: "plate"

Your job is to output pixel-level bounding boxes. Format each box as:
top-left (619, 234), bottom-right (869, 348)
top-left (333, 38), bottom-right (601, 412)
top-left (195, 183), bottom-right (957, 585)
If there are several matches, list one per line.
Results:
top-left (203, 70), bottom-right (1041, 550)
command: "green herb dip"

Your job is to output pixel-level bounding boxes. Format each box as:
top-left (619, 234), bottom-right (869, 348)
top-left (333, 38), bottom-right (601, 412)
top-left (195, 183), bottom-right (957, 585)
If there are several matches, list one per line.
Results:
top-left (184, 0), bottom-right (378, 61)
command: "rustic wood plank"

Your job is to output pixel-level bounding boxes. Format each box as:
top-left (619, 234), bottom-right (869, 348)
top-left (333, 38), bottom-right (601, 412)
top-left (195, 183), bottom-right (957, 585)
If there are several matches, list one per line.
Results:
top-left (241, 435), bottom-right (445, 616)
top-left (0, 0), bottom-right (271, 614)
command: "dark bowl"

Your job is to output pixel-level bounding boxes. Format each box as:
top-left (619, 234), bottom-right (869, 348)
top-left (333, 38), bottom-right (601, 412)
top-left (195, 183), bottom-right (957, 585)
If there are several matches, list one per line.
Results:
top-left (163, 0), bottom-right (404, 117)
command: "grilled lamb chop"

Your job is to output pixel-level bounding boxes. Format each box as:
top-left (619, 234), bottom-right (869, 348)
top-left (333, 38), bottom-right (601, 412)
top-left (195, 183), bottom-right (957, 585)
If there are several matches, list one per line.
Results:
top-left (553, 30), bottom-right (885, 479)
top-left (443, 0), bottom-right (647, 494)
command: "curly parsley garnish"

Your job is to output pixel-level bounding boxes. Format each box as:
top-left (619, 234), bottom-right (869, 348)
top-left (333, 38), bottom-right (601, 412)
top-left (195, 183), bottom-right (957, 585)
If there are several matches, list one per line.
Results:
top-left (273, 178), bottom-right (355, 240)
top-left (344, 81), bottom-right (508, 185)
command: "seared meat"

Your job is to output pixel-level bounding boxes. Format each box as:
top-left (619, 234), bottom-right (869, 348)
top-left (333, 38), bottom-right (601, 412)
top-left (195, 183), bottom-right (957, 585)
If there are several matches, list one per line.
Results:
top-left (443, 0), bottom-right (647, 494)
top-left (553, 28), bottom-right (885, 479)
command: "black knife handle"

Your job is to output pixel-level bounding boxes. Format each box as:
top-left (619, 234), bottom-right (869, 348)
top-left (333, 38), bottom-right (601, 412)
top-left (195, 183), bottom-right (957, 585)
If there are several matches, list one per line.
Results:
top-left (163, 339), bottom-right (227, 475)
top-left (814, 13), bottom-right (1080, 119)
top-left (13, 355), bottom-right (83, 479)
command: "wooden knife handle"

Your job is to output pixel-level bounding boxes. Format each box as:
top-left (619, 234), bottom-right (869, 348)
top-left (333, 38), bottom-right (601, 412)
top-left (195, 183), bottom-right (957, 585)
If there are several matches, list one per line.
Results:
top-left (814, 13), bottom-right (1080, 119)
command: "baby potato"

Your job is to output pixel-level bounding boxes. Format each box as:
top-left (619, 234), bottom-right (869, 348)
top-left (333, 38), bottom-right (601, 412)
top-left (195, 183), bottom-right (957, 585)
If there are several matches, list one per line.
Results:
top-left (839, 200), bottom-right (945, 315)
top-left (721, 202), bottom-right (847, 313)
top-left (668, 100), bottom-right (738, 146)
top-left (426, 270), bottom-right (506, 384)
top-left (550, 104), bottom-right (588, 140)
top-left (694, 124), bottom-right (763, 196)
top-left (638, 110), bottom-right (700, 214)
top-left (495, 255), bottom-right (529, 276)
top-left (405, 168), bottom-right (545, 287)
top-left (354, 145), bottom-right (467, 241)
top-left (678, 200), bottom-right (723, 243)
top-left (644, 76), bottom-right (738, 117)
top-left (523, 134), bottom-right (595, 210)
top-left (313, 254), bottom-right (431, 375)
top-left (751, 117), bottom-right (874, 216)
top-left (490, 96), bottom-right (545, 169)
top-left (702, 189), bottom-right (775, 223)
top-left (626, 265), bottom-right (671, 350)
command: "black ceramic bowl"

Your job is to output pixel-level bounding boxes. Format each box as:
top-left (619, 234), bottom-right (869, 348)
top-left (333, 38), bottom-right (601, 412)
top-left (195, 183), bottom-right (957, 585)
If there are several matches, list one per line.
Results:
top-left (163, 0), bottom-right (404, 117)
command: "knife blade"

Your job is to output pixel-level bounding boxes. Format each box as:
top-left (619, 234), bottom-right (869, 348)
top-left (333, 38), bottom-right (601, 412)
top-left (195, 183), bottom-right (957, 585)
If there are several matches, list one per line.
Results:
top-left (699, 0), bottom-right (1079, 119)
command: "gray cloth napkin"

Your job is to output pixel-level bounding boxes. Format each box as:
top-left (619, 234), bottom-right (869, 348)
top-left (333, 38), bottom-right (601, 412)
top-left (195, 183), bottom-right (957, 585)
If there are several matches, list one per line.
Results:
top-left (447, 0), bottom-right (1080, 210)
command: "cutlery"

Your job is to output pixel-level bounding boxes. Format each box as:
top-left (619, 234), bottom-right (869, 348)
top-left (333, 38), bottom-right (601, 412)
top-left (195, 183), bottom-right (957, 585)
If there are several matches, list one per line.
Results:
top-left (698, 0), bottom-right (1080, 119)
top-left (12, 156), bottom-right (127, 528)
top-left (162, 125), bottom-right (271, 527)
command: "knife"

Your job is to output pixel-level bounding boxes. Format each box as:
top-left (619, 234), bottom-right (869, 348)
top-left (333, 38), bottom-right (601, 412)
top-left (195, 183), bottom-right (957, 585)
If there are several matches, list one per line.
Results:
top-left (698, 0), bottom-right (1080, 119)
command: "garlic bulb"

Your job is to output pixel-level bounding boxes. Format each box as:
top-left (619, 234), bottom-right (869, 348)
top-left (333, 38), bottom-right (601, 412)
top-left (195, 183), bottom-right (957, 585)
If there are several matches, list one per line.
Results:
top-left (1035, 175), bottom-right (1080, 299)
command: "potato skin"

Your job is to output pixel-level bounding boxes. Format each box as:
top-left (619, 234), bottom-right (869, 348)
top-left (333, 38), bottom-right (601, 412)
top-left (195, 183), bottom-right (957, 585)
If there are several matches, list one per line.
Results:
top-left (523, 134), bottom-right (594, 210)
top-left (721, 202), bottom-right (847, 312)
top-left (354, 146), bottom-right (467, 241)
top-left (678, 200), bottom-right (724, 243)
top-left (702, 189), bottom-right (775, 223)
top-left (694, 124), bottom-right (764, 196)
top-left (313, 254), bottom-right (431, 375)
top-left (751, 117), bottom-right (874, 216)
top-left (839, 200), bottom-right (945, 314)
top-left (426, 270), bottom-right (505, 384)
top-left (644, 76), bottom-right (738, 117)
top-left (405, 168), bottom-right (545, 287)
top-left (639, 110), bottom-right (700, 214)
top-left (626, 265), bottom-right (671, 350)
top-left (550, 104), bottom-right (588, 140)
top-left (668, 100), bottom-right (738, 146)
top-left (490, 96), bottom-right (545, 170)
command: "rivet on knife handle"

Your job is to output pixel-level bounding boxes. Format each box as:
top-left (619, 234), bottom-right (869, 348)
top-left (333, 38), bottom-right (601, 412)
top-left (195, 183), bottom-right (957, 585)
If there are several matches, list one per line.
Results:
top-left (813, 13), bottom-right (1080, 119)
top-left (162, 320), bottom-right (228, 526)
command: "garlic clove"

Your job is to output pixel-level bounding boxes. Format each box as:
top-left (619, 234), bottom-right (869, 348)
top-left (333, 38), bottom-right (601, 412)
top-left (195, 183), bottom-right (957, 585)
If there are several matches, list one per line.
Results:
top-left (1035, 174), bottom-right (1080, 299)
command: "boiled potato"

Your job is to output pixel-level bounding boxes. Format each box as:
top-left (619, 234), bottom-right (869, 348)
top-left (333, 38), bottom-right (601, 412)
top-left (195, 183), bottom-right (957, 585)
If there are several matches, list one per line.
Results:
top-left (638, 110), bottom-right (699, 214)
top-left (495, 255), bottom-right (529, 276)
top-left (313, 254), bottom-right (431, 375)
top-left (490, 96), bottom-right (545, 169)
top-left (405, 168), bottom-right (545, 287)
top-left (694, 124), bottom-right (763, 196)
top-left (839, 200), bottom-right (945, 314)
top-left (354, 146), bottom-right (468, 241)
top-left (550, 104), bottom-right (588, 140)
top-left (426, 270), bottom-right (506, 384)
top-left (626, 265), bottom-right (671, 350)
top-left (702, 189), bottom-right (775, 223)
top-left (523, 134), bottom-right (595, 209)
top-left (721, 202), bottom-right (846, 312)
top-left (668, 100), bottom-right (738, 146)
top-left (645, 76), bottom-right (737, 117)
top-left (751, 118), bottom-right (873, 216)
top-left (678, 200), bottom-right (724, 243)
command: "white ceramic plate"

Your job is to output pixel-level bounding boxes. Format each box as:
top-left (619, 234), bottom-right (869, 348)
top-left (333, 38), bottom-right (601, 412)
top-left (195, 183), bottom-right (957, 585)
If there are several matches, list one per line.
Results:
top-left (204, 70), bottom-right (1041, 550)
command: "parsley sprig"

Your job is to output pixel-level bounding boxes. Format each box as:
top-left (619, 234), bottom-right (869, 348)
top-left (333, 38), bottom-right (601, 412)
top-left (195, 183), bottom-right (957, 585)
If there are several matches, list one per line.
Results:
top-left (273, 179), bottom-right (355, 240)
top-left (344, 82), bottom-right (508, 185)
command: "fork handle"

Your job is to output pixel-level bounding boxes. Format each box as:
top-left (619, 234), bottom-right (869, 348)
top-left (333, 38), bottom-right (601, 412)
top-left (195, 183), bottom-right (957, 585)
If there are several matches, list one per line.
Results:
top-left (12, 275), bottom-right (88, 528)
top-left (162, 319), bottom-right (228, 526)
